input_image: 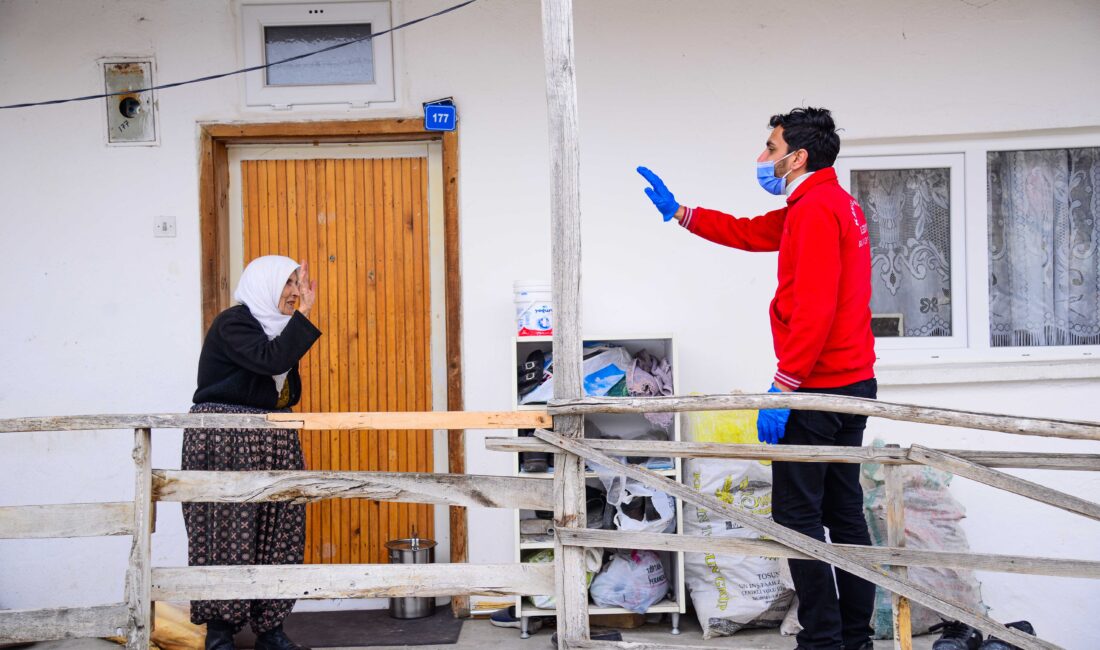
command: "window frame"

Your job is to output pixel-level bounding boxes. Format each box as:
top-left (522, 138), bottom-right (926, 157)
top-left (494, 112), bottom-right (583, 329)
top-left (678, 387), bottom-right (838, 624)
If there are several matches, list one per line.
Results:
top-left (838, 129), bottom-right (1100, 378)
top-left (835, 153), bottom-right (968, 352)
top-left (241, 1), bottom-right (395, 109)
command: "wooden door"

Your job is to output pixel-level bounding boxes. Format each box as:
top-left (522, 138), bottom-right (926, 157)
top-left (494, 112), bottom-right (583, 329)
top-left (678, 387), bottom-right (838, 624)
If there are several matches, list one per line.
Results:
top-left (240, 156), bottom-right (433, 564)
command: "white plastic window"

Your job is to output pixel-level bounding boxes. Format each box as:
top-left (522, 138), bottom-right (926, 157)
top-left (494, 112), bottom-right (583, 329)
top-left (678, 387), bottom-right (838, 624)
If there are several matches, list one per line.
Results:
top-left (242, 2), bottom-right (394, 108)
top-left (835, 154), bottom-right (968, 351)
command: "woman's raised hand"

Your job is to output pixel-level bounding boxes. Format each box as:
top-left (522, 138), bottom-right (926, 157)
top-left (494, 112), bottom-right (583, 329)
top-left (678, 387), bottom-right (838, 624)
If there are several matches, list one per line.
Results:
top-left (297, 261), bottom-right (317, 318)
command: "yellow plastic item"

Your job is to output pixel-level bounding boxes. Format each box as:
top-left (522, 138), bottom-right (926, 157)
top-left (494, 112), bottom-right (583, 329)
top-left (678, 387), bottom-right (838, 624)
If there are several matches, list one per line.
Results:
top-left (151, 602), bottom-right (205, 650)
top-left (684, 405), bottom-right (759, 445)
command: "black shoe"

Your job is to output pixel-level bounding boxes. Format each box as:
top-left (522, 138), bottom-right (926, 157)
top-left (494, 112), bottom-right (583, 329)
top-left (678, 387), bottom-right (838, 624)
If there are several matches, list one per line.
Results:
top-left (204, 621), bottom-right (236, 650)
top-left (549, 629), bottom-right (623, 648)
top-left (931, 619), bottom-right (983, 650)
top-left (845, 642), bottom-right (874, 650)
top-left (254, 625), bottom-right (311, 650)
top-left (980, 621), bottom-right (1036, 650)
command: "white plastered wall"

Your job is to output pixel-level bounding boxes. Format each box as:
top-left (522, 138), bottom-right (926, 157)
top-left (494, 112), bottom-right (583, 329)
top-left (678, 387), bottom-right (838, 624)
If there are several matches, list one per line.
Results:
top-left (1, 0), bottom-right (1098, 646)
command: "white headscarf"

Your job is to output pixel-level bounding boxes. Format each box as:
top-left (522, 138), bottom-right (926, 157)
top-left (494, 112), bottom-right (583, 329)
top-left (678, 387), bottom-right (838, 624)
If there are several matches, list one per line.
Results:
top-left (233, 255), bottom-right (301, 392)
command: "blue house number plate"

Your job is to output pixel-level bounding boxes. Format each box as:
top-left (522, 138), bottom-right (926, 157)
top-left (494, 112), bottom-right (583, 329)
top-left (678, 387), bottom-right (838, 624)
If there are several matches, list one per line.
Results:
top-left (425, 104), bottom-right (456, 132)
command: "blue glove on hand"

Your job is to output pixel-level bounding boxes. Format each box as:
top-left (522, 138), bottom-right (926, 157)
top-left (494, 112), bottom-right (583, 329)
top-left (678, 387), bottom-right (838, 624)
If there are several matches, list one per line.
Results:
top-left (636, 166), bottom-right (681, 222)
top-left (757, 385), bottom-right (790, 445)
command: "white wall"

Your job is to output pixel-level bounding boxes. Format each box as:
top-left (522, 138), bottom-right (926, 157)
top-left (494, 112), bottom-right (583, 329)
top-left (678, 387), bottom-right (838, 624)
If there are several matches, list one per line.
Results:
top-left (2, 0), bottom-right (1098, 646)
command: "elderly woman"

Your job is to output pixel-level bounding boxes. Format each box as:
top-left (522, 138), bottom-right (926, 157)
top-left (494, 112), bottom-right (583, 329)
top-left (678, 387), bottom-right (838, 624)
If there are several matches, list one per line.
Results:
top-left (183, 255), bottom-right (321, 650)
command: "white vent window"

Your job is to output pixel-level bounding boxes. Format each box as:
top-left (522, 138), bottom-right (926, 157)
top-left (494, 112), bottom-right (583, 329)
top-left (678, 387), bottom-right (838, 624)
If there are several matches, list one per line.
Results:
top-left (242, 2), bottom-right (394, 108)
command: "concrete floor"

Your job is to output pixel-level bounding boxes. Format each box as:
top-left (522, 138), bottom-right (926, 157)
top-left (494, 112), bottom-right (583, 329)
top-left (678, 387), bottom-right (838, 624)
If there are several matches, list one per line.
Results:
top-left (24, 617), bottom-right (936, 650)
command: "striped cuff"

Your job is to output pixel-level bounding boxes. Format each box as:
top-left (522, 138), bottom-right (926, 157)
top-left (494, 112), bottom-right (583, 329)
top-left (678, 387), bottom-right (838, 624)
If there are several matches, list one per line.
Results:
top-left (679, 206), bottom-right (695, 229)
top-left (774, 370), bottom-right (801, 390)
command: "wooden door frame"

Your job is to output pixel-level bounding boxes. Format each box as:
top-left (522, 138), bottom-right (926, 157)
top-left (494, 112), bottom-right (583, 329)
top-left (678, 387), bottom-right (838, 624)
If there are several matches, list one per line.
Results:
top-left (197, 118), bottom-right (469, 617)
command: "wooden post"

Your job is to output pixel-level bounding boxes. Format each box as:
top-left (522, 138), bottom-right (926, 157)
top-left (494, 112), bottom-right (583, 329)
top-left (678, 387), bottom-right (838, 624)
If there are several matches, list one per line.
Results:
top-left (125, 428), bottom-right (153, 649)
top-left (884, 445), bottom-right (912, 650)
top-left (540, 0), bottom-right (589, 643)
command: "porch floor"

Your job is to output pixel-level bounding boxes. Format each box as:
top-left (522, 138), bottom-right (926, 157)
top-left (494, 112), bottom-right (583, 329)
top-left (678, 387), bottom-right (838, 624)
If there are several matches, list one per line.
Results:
top-left (29, 616), bottom-right (937, 649)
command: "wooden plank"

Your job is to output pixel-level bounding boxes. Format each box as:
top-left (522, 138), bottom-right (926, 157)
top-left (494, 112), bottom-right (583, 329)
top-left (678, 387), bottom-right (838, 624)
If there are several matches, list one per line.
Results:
top-left (304, 157), bottom-right (322, 566)
top-left (0, 604), bottom-right (130, 643)
top-left (535, 430), bottom-right (1060, 650)
top-left (348, 157), bottom-right (364, 565)
top-left (125, 428), bottom-right (153, 650)
top-left (335, 157), bottom-right (352, 564)
top-left (269, 411), bottom-right (550, 430)
top-left (909, 445), bottom-right (1100, 522)
top-left (198, 131), bottom-right (232, 331)
top-left (549, 394), bottom-right (1100, 442)
top-left (885, 448), bottom-right (912, 650)
top-left (442, 127), bottom-right (470, 618)
top-left (555, 529), bottom-right (1100, 579)
top-left (372, 157), bottom-right (390, 564)
top-left (484, 437), bottom-right (1100, 471)
top-left (153, 470), bottom-right (553, 510)
top-left (0, 502), bottom-right (133, 538)
top-left (201, 119), bottom-right (435, 140)
top-left (0, 413), bottom-right (290, 432)
top-left (151, 563), bottom-right (553, 601)
top-left (325, 157), bottom-right (342, 562)
top-left (541, 0), bottom-right (588, 642)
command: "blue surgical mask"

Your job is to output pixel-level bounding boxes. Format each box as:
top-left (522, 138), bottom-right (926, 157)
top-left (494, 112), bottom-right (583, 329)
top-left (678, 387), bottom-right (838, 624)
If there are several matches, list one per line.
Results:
top-left (756, 151), bottom-right (796, 195)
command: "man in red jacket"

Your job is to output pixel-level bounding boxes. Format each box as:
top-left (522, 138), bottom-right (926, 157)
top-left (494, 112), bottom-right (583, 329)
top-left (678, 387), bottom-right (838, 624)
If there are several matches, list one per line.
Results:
top-left (639, 107), bottom-right (877, 650)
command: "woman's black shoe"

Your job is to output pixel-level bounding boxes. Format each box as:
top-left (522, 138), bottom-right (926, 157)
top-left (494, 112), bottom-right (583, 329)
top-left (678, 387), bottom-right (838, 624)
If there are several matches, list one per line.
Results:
top-left (204, 621), bottom-right (236, 650)
top-left (254, 625), bottom-right (312, 650)
top-left (931, 619), bottom-right (984, 650)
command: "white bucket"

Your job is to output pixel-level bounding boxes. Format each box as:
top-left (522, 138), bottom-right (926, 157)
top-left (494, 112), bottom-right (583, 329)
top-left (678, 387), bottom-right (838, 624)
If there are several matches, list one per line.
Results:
top-left (514, 280), bottom-right (553, 336)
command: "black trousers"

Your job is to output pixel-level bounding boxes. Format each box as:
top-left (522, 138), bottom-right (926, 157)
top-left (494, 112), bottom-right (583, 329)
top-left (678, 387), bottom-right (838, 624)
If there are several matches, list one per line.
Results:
top-left (772, 378), bottom-right (878, 650)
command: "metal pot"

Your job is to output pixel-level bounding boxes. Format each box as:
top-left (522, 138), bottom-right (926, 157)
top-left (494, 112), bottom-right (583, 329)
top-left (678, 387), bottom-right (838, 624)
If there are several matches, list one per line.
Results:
top-left (385, 534), bottom-right (437, 619)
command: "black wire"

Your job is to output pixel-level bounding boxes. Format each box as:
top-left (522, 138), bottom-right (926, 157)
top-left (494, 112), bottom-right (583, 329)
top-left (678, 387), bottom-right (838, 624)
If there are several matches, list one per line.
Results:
top-left (0, 0), bottom-right (479, 111)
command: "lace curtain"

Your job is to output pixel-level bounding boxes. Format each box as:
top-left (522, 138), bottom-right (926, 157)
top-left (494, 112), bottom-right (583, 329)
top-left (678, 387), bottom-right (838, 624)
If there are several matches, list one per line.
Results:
top-left (988, 148), bottom-right (1100, 347)
top-left (850, 168), bottom-right (952, 337)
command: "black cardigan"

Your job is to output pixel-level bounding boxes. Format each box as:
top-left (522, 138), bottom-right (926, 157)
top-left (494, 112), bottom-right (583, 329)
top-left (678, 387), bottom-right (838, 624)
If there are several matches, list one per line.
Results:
top-left (192, 305), bottom-right (322, 409)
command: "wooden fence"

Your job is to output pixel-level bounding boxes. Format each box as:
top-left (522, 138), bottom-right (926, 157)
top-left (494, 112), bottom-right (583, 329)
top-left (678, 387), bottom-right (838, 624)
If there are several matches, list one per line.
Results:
top-left (1, 398), bottom-right (1098, 650)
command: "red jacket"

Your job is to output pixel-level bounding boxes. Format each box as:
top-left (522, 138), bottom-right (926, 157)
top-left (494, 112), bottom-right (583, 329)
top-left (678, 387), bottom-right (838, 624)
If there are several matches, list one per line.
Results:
top-left (680, 167), bottom-right (875, 389)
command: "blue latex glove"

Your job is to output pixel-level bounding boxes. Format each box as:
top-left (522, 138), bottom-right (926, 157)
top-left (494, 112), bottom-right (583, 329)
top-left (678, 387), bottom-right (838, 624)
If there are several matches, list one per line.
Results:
top-left (636, 166), bottom-right (681, 222)
top-left (757, 385), bottom-right (790, 445)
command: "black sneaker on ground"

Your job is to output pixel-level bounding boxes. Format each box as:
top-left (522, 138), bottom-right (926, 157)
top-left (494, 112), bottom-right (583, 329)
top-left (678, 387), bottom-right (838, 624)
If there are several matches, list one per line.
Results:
top-left (930, 619), bottom-right (984, 650)
top-left (979, 621), bottom-right (1036, 650)
top-left (489, 606), bottom-right (543, 633)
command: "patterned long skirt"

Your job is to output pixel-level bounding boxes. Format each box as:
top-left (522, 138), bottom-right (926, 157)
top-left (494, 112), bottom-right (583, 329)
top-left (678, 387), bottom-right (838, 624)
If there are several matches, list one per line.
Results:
top-left (182, 402), bottom-right (306, 633)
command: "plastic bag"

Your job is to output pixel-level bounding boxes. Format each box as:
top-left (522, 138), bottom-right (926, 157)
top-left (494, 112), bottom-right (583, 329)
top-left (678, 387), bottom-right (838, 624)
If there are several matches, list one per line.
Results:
top-left (151, 602), bottom-right (205, 650)
top-left (592, 463), bottom-right (676, 534)
top-left (682, 458), bottom-right (794, 638)
top-left (589, 550), bottom-right (669, 614)
top-left (520, 344), bottom-right (634, 404)
top-left (525, 547), bottom-right (603, 609)
top-left (861, 439), bottom-right (987, 638)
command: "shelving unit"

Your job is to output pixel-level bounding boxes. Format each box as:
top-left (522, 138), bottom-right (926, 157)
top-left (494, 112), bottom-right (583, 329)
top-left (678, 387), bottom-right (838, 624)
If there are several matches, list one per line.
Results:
top-left (509, 335), bottom-right (685, 638)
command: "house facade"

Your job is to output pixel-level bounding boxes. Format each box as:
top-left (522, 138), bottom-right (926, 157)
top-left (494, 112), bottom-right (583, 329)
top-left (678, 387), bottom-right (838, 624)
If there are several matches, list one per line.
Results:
top-left (1, 1), bottom-right (1098, 646)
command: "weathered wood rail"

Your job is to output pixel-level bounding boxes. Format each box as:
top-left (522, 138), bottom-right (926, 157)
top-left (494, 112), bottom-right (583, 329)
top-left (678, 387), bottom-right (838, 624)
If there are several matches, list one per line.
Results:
top-left (2, 400), bottom-right (1098, 650)
top-left (0, 411), bottom-right (558, 647)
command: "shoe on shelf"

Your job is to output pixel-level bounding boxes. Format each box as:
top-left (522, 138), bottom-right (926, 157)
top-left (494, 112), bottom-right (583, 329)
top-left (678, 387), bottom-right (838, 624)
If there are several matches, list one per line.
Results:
top-left (254, 625), bottom-right (311, 650)
top-left (930, 619), bottom-right (984, 650)
top-left (979, 621), bottom-right (1036, 649)
top-left (489, 606), bottom-right (543, 633)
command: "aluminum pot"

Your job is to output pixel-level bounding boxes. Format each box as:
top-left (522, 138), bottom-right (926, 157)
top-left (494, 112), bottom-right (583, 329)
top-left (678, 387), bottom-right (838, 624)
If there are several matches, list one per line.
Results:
top-left (385, 535), bottom-right (437, 619)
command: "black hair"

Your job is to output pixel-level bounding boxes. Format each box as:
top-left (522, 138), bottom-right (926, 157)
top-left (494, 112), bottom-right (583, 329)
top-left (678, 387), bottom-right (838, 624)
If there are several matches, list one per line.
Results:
top-left (768, 106), bottom-right (841, 171)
